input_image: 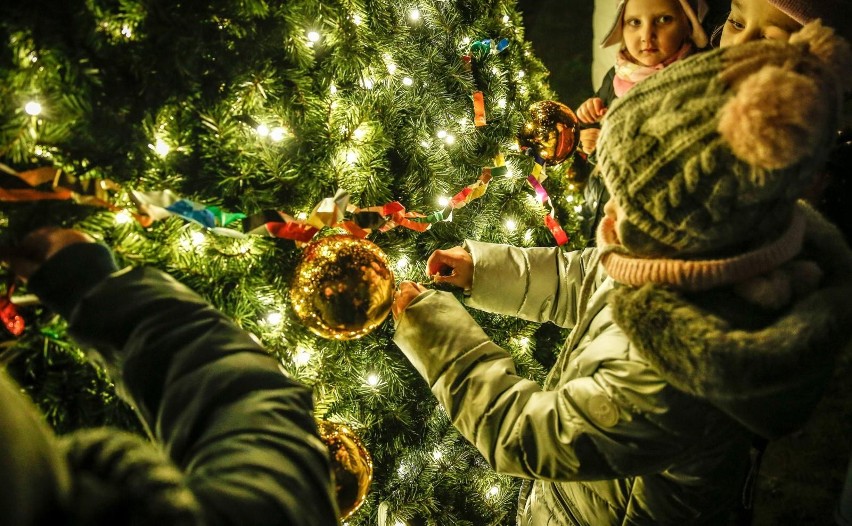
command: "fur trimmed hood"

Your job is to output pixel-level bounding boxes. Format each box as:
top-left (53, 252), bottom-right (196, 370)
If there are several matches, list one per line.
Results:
top-left (611, 206), bottom-right (852, 439)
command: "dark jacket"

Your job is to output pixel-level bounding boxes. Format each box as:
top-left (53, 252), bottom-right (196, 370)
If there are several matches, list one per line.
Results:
top-left (28, 243), bottom-right (339, 526)
top-left (595, 67), bottom-right (617, 109)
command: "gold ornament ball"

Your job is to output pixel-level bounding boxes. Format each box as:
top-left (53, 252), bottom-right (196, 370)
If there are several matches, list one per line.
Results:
top-left (516, 100), bottom-right (579, 166)
top-left (290, 234), bottom-right (394, 340)
top-left (317, 419), bottom-right (373, 520)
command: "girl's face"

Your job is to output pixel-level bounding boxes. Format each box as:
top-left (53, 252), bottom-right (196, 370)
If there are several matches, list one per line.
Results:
top-left (720, 0), bottom-right (801, 46)
top-left (622, 0), bottom-right (692, 67)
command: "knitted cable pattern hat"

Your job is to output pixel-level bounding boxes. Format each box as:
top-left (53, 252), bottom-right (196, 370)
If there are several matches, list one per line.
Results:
top-left (596, 21), bottom-right (852, 258)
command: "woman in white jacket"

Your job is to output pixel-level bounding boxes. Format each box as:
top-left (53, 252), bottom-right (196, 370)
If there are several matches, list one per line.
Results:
top-left (393, 22), bottom-right (852, 525)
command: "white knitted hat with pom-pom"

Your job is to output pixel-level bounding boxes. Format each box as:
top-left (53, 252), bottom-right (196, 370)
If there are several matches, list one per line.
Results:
top-left (596, 21), bottom-right (852, 258)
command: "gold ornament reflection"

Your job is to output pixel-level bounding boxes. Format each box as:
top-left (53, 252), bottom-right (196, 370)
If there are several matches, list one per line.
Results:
top-left (516, 100), bottom-right (579, 166)
top-left (290, 235), bottom-right (394, 340)
top-left (317, 419), bottom-right (373, 520)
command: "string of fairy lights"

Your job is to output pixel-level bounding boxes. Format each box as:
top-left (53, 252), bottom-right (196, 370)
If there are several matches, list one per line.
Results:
top-left (5, 3), bottom-right (583, 523)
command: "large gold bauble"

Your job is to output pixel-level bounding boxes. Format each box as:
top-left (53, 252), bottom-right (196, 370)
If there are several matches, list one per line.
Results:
top-left (516, 100), bottom-right (579, 166)
top-left (317, 419), bottom-right (373, 520)
top-left (290, 234), bottom-right (394, 340)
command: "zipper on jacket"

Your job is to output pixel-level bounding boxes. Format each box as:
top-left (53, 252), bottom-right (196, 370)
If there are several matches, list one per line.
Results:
top-left (551, 482), bottom-right (584, 526)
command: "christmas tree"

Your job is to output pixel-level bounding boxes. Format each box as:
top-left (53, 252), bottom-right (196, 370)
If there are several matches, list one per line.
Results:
top-left (0, 0), bottom-right (587, 523)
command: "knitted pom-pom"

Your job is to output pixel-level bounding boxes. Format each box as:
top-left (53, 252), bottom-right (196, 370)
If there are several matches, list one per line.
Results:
top-left (718, 65), bottom-right (826, 175)
top-left (790, 20), bottom-right (852, 90)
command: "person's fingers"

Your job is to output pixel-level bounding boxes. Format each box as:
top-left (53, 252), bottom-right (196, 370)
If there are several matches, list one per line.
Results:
top-left (426, 250), bottom-right (454, 277)
top-left (577, 103), bottom-right (595, 124)
top-left (392, 281), bottom-right (425, 320)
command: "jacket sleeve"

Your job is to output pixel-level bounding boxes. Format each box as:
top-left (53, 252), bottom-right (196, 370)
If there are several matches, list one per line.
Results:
top-left (394, 242), bottom-right (707, 480)
top-left (463, 240), bottom-right (598, 328)
top-left (28, 243), bottom-right (339, 526)
top-left (394, 290), bottom-right (715, 482)
top-left (595, 66), bottom-right (617, 108)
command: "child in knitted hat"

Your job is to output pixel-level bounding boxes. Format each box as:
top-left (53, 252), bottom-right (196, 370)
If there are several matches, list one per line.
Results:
top-left (392, 22), bottom-right (852, 525)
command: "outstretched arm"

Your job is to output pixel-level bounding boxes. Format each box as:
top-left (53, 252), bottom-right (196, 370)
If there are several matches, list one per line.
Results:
top-left (11, 228), bottom-right (339, 526)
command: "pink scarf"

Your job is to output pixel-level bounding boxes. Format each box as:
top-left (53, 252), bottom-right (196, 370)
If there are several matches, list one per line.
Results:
top-left (612, 43), bottom-right (693, 97)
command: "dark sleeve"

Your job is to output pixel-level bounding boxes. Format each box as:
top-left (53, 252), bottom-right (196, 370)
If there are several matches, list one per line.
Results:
top-left (28, 244), bottom-right (339, 526)
top-left (595, 67), bottom-right (617, 109)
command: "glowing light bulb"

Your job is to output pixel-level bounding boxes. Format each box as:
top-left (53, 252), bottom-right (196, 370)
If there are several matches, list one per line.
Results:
top-left (386, 62), bottom-right (397, 74)
top-left (307, 31), bottom-right (321, 42)
top-left (437, 196), bottom-right (450, 207)
top-left (565, 195), bottom-right (575, 203)
top-left (444, 134), bottom-right (456, 145)
top-left (498, 98), bottom-right (507, 109)
top-left (362, 78), bottom-right (374, 90)
top-left (396, 256), bottom-right (410, 270)
top-left (366, 373), bottom-right (380, 387)
top-left (114, 211), bottom-right (133, 224)
top-left (505, 219), bottom-right (517, 231)
top-left (121, 24), bottom-right (132, 37)
top-left (353, 127), bottom-right (367, 140)
top-left (297, 211), bottom-right (308, 220)
top-left (436, 129), bottom-right (447, 139)
top-left (502, 15), bottom-right (511, 24)
top-left (462, 37), bottom-right (471, 45)
top-left (294, 346), bottom-right (312, 366)
top-left (330, 84), bottom-right (338, 95)
top-left (574, 205), bottom-right (584, 213)
top-left (346, 150), bottom-right (358, 164)
top-left (190, 231), bottom-right (205, 246)
top-left (409, 8), bottom-right (421, 21)
top-left (517, 70), bottom-right (526, 79)
top-left (270, 127), bottom-right (287, 142)
top-left (488, 485), bottom-right (500, 497)
top-left (420, 140), bottom-right (430, 148)
top-left (24, 101), bottom-right (42, 116)
top-left (256, 124), bottom-right (270, 137)
top-left (152, 138), bottom-right (170, 156)
top-left (432, 450), bottom-right (443, 460)
top-left (266, 311), bottom-right (283, 325)
top-left (402, 76), bottom-right (413, 86)
top-left (352, 14), bottom-right (362, 25)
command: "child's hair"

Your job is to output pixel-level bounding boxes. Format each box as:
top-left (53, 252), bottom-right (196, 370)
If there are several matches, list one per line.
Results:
top-left (597, 21), bottom-right (852, 257)
top-left (601, 0), bottom-right (711, 48)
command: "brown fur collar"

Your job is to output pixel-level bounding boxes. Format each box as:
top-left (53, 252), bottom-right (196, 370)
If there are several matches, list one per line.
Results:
top-left (610, 206), bottom-right (852, 438)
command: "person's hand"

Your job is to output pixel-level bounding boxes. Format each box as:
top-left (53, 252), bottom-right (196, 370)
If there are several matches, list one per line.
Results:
top-left (426, 246), bottom-right (472, 290)
top-left (1, 227), bottom-right (93, 281)
top-left (392, 281), bottom-right (427, 320)
top-left (579, 128), bottom-right (601, 155)
top-left (576, 97), bottom-right (607, 124)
